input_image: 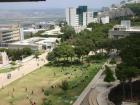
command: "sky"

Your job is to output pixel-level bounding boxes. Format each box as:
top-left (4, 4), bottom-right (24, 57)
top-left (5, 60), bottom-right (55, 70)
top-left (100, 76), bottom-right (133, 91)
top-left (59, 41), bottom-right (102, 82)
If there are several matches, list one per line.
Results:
top-left (0, 0), bottom-right (123, 10)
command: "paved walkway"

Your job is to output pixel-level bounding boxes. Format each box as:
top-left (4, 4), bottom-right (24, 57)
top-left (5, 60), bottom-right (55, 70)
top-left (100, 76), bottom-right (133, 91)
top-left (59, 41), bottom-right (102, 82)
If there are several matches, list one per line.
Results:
top-left (73, 59), bottom-right (110, 105)
top-left (0, 52), bottom-right (48, 88)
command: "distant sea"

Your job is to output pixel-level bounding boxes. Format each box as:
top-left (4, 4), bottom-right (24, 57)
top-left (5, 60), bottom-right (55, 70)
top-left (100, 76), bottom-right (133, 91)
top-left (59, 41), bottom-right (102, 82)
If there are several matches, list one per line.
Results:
top-left (0, 8), bottom-right (65, 24)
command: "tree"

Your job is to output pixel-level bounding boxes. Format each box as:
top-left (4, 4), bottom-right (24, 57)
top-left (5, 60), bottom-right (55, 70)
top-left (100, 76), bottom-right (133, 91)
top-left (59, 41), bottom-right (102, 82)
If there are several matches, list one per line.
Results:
top-left (47, 52), bottom-right (56, 62)
top-left (34, 51), bottom-right (40, 59)
top-left (125, 66), bottom-right (139, 100)
top-left (61, 25), bottom-right (76, 41)
top-left (44, 100), bottom-right (52, 105)
top-left (116, 63), bottom-right (139, 100)
top-left (115, 63), bottom-right (127, 100)
top-left (104, 65), bottom-right (115, 83)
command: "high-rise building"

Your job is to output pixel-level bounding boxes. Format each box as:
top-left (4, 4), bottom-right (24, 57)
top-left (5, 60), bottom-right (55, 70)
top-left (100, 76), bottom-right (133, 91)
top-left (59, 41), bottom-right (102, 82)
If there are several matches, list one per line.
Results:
top-left (66, 8), bottom-right (79, 27)
top-left (66, 6), bottom-right (94, 27)
top-left (76, 6), bottom-right (87, 26)
top-left (83, 12), bottom-right (94, 26)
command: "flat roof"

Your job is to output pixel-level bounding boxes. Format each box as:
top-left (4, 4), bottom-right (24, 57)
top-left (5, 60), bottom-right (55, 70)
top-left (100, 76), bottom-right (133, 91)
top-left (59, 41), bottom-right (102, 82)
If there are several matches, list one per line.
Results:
top-left (42, 26), bottom-right (63, 35)
top-left (10, 37), bottom-right (60, 46)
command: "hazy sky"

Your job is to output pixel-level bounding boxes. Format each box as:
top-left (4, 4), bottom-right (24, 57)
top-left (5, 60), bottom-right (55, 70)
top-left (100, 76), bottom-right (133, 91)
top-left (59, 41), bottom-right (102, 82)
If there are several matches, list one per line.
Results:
top-left (0, 0), bottom-right (122, 9)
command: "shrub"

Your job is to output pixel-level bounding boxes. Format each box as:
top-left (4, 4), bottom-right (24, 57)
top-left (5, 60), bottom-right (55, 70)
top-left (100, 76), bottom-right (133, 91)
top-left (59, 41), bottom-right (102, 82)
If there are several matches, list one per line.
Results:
top-left (10, 61), bottom-right (16, 65)
top-left (104, 66), bottom-right (115, 83)
top-left (60, 80), bottom-right (69, 91)
top-left (110, 58), bottom-right (116, 64)
top-left (44, 100), bottom-right (52, 105)
top-left (44, 90), bottom-right (50, 96)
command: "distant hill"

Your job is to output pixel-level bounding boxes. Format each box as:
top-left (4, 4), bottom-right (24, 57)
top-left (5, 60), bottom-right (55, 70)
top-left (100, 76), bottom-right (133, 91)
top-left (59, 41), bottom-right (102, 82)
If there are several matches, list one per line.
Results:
top-left (126, 3), bottom-right (140, 16)
top-left (99, 7), bottom-right (134, 19)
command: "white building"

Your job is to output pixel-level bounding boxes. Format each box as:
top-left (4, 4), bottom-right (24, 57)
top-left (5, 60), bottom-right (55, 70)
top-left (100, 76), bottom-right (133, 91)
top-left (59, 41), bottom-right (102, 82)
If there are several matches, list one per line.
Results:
top-left (66, 6), bottom-right (95, 27)
top-left (66, 8), bottom-right (79, 27)
top-left (101, 16), bottom-right (110, 24)
top-left (83, 12), bottom-right (94, 26)
top-left (109, 20), bottom-right (140, 39)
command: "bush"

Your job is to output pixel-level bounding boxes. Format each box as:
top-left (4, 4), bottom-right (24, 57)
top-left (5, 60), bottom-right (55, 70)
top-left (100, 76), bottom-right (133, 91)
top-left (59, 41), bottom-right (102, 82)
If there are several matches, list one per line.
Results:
top-left (60, 80), bottom-right (69, 91)
top-left (104, 66), bottom-right (115, 83)
top-left (110, 58), bottom-right (116, 64)
top-left (10, 61), bottom-right (16, 65)
top-left (44, 100), bottom-right (52, 105)
top-left (44, 90), bottom-right (50, 96)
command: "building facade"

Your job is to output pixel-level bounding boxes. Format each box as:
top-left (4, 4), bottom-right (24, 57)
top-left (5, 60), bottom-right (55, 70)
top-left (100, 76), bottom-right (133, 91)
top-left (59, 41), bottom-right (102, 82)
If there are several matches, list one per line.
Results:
top-left (0, 24), bottom-right (21, 46)
top-left (109, 20), bottom-right (140, 39)
top-left (66, 8), bottom-right (79, 27)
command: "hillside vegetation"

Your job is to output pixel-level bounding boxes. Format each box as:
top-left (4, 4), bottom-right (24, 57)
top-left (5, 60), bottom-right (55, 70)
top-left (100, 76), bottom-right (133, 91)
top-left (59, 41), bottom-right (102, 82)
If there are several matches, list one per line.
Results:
top-left (126, 3), bottom-right (140, 16)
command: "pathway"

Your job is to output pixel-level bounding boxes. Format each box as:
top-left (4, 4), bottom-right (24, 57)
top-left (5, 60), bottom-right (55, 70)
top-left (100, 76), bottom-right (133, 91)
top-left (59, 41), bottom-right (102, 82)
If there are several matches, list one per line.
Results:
top-left (0, 52), bottom-right (48, 88)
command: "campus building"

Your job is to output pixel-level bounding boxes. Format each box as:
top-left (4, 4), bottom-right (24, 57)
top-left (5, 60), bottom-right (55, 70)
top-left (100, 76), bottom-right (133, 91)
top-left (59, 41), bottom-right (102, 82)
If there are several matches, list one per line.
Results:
top-left (0, 24), bottom-right (22, 47)
top-left (109, 20), bottom-right (140, 39)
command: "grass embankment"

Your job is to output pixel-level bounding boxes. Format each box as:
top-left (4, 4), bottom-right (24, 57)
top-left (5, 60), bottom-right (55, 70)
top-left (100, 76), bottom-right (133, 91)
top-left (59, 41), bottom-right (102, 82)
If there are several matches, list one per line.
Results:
top-left (0, 61), bottom-right (104, 105)
top-left (0, 66), bottom-right (18, 73)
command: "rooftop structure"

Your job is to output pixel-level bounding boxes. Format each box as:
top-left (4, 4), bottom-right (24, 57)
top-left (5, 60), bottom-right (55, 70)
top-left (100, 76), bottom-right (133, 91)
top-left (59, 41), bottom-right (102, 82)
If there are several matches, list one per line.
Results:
top-left (109, 20), bottom-right (140, 39)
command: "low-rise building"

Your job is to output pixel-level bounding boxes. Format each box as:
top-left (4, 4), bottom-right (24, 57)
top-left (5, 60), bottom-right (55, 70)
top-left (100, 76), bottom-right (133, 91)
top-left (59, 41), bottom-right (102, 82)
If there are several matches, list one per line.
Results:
top-left (8, 37), bottom-right (60, 51)
top-left (109, 20), bottom-right (140, 39)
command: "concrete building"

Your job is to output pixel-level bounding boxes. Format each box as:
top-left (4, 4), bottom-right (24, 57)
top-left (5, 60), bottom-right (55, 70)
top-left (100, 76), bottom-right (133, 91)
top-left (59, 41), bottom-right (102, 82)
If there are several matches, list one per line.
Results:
top-left (66, 6), bottom-right (94, 27)
top-left (109, 20), bottom-right (140, 39)
top-left (8, 37), bottom-right (60, 51)
top-left (83, 12), bottom-right (94, 26)
top-left (0, 24), bottom-right (22, 47)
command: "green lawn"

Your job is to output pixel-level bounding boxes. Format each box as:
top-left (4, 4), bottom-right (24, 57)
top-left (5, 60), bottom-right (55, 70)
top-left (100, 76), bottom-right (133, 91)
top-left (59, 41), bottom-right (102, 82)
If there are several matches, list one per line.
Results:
top-left (0, 61), bottom-right (104, 105)
top-left (0, 66), bottom-right (18, 73)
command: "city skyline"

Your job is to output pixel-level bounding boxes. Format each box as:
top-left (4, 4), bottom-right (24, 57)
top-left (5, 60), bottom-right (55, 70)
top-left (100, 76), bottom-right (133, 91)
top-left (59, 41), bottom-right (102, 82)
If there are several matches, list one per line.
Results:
top-left (0, 0), bottom-right (122, 10)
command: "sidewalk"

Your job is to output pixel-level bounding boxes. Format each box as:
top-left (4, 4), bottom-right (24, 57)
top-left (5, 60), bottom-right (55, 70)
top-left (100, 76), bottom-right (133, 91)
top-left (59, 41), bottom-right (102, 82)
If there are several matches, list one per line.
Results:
top-left (73, 59), bottom-right (110, 105)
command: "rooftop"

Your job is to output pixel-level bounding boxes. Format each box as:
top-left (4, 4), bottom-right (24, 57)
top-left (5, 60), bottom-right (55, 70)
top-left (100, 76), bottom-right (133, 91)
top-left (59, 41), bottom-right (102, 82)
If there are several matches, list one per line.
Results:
top-left (41, 26), bottom-right (63, 36)
top-left (10, 37), bottom-right (60, 46)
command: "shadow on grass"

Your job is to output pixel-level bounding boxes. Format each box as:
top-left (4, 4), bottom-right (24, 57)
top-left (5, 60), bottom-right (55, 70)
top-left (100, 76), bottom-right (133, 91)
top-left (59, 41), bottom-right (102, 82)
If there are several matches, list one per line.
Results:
top-left (109, 80), bottom-right (140, 105)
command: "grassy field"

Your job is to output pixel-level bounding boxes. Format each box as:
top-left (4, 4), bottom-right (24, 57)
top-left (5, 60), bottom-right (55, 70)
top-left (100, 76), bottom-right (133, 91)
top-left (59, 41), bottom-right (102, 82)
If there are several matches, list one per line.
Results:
top-left (0, 61), bottom-right (104, 105)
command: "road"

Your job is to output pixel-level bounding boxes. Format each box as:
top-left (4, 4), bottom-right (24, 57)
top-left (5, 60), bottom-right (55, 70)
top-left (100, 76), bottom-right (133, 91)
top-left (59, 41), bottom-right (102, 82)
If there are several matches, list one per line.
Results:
top-left (0, 52), bottom-right (48, 89)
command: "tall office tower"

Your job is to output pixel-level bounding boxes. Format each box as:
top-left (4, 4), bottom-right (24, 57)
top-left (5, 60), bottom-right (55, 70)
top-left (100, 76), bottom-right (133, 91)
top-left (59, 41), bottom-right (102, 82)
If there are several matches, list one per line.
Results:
top-left (83, 12), bottom-right (94, 26)
top-left (66, 8), bottom-right (79, 27)
top-left (76, 6), bottom-right (88, 26)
